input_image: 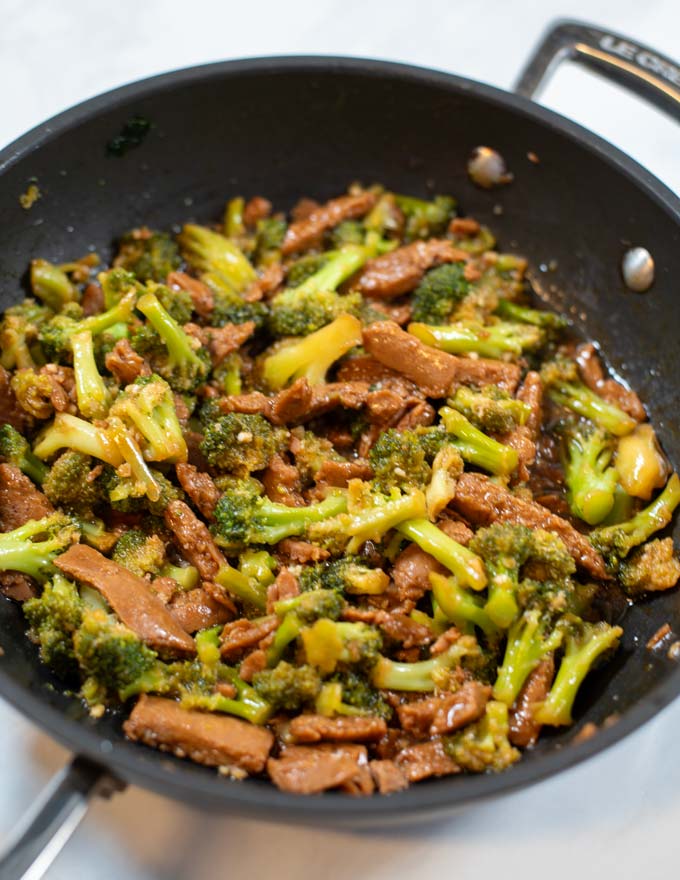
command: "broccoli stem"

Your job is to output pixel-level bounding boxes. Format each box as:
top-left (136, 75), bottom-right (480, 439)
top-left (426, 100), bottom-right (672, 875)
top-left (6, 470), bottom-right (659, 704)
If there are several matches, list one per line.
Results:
top-left (224, 197), bottom-right (246, 239)
top-left (80, 291), bottom-right (137, 337)
top-left (408, 320), bottom-right (543, 359)
top-left (266, 612), bottom-right (303, 667)
top-left (137, 291), bottom-right (206, 375)
top-left (107, 417), bottom-right (161, 502)
top-left (215, 562), bottom-right (268, 611)
top-left (484, 579), bottom-right (520, 631)
top-left (494, 298), bottom-right (568, 330)
top-left (347, 490), bottom-right (426, 552)
top-left (0, 513), bottom-right (76, 581)
top-left (0, 424), bottom-right (49, 484)
top-left (70, 330), bottom-right (111, 419)
top-left (492, 610), bottom-right (564, 705)
top-left (371, 636), bottom-right (478, 691)
top-left (258, 492), bottom-right (348, 544)
top-left (561, 425), bottom-right (618, 525)
top-left (397, 518), bottom-right (488, 591)
top-left (547, 384), bottom-right (636, 437)
top-left (535, 623), bottom-right (623, 726)
top-left (30, 259), bottom-right (78, 311)
top-left (294, 245), bottom-right (369, 296)
top-left (429, 572), bottom-right (498, 639)
top-left (34, 413), bottom-right (123, 466)
top-left (182, 668), bottom-right (273, 724)
top-left (439, 407), bottom-right (518, 476)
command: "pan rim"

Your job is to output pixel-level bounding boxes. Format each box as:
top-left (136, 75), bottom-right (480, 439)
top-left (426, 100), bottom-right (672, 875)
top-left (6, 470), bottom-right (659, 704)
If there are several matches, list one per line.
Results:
top-left (1, 53), bottom-right (680, 821)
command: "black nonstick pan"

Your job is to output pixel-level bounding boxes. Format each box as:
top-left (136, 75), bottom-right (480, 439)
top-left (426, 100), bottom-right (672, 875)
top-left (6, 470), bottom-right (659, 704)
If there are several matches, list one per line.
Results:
top-left (1, 19), bottom-right (679, 879)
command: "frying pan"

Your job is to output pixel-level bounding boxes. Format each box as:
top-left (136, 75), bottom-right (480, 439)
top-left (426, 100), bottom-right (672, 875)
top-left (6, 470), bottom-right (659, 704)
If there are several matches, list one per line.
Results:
top-left (1, 18), bottom-right (679, 878)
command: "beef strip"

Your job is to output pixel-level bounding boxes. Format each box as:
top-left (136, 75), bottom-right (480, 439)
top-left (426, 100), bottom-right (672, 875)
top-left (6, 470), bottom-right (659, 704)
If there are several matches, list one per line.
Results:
top-left (314, 458), bottom-right (373, 487)
top-left (0, 365), bottom-right (29, 430)
top-left (0, 571), bottom-right (37, 601)
top-left (175, 463), bottom-right (220, 520)
top-left (244, 263), bottom-right (284, 302)
top-left (340, 607), bottom-right (433, 647)
top-left (356, 240), bottom-right (467, 298)
top-left (369, 759), bottom-right (409, 794)
top-left (124, 695), bottom-right (273, 773)
top-left (267, 743), bottom-right (372, 795)
top-left (163, 500), bottom-right (226, 580)
top-left (266, 568), bottom-right (299, 613)
top-left (220, 391), bottom-right (273, 419)
top-left (0, 463), bottom-right (53, 532)
top-left (167, 271), bottom-right (214, 319)
top-left (276, 538), bottom-right (330, 564)
top-left (430, 626), bottom-right (462, 655)
top-left (397, 682), bottom-right (491, 737)
top-left (392, 543), bottom-right (448, 608)
top-left (281, 192), bottom-right (377, 255)
top-left (261, 454), bottom-right (304, 507)
top-left (289, 715), bottom-right (387, 743)
top-left (364, 299), bottom-right (412, 326)
top-left (81, 281), bottom-right (104, 316)
top-left (270, 379), bottom-right (370, 425)
top-left (509, 655), bottom-right (555, 747)
top-left (501, 370), bottom-right (543, 482)
top-left (55, 545), bottom-right (196, 655)
top-left (576, 343), bottom-right (646, 421)
top-left (220, 616), bottom-right (279, 659)
top-left (363, 322), bottom-right (520, 397)
top-left (452, 472), bottom-right (609, 579)
top-left (243, 196), bottom-right (272, 227)
top-left (238, 649), bottom-right (267, 682)
top-left (204, 322), bottom-right (255, 366)
top-left (105, 339), bottom-right (150, 385)
top-left (168, 587), bottom-right (234, 633)
top-left (394, 739), bottom-right (460, 782)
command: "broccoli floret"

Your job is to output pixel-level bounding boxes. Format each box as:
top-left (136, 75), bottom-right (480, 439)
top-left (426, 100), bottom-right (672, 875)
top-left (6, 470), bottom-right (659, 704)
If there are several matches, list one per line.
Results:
top-left (114, 228), bottom-right (180, 282)
top-left (38, 292), bottom-right (137, 362)
top-left (252, 661), bottom-right (322, 711)
top-left (34, 413), bottom-right (122, 467)
top-left (425, 445), bottom-right (464, 521)
top-left (200, 413), bottom-right (285, 475)
top-left (98, 268), bottom-right (139, 309)
top-left (394, 193), bottom-right (456, 240)
top-left (99, 459), bottom-right (181, 515)
top-left (446, 700), bottom-right (520, 772)
top-left (298, 557), bottom-right (389, 596)
top-left (75, 609), bottom-right (159, 704)
top-left (179, 665), bottom-right (273, 725)
top-left (135, 290), bottom-right (210, 392)
top-left (42, 451), bottom-right (102, 514)
top-left (429, 572), bottom-right (499, 641)
top-left (368, 428), bottom-right (432, 494)
top-left (0, 302), bottom-right (50, 371)
top-left (0, 513), bottom-right (78, 582)
top-left (0, 424), bottom-right (48, 484)
top-left (590, 473), bottom-right (680, 568)
top-left (541, 357), bottom-right (637, 437)
top-left (397, 517), bottom-right (488, 592)
top-left (534, 618), bottom-right (623, 726)
top-left (616, 424), bottom-right (668, 500)
top-left (449, 386), bottom-right (531, 435)
top-left (70, 329), bottom-right (111, 419)
top-left (112, 529), bottom-right (166, 578)
top-left (152, 284), bottom-right (194, 325)
top-left (109, 374), bottom-right (187, 464)
top-left (410, 263), bottom-right (469, 325)
top-left (439, 406), bottom-right (519, 476)
top-left (10, 368), bottom-right (57, 420)
top-left (30, 259), bottom-right (78, 312)
top-left (253, 216), bottom-right (287, 264)
top-left (492, 609), bottom-right (564, 705)
top-left (261, 313), bottom-right (363, 390)
top-left (409, 319), bottom-right (544, 359)
top-left (286, 253), bottom-right (332, 288)
top-left (371, 633), bottom-right (480, 691)
top-left (619, 537), bottom-right (680, 594)
top-left (266, 589), bottom-right (345, 666)
top-left (558, 419), bottom-right (618, 525)
top-left (323, 670), bottom-right (392, 719)
top-left (268, 245), bottom-right (368, 337)
top-left (495, 298), bottom-right (569, 333)
top-left (302, 619), bottom-right (382, 675)
top-left (289, 428), bottom-right (344, 483)
top-left (328, 220), bottom-right (365, 247)
top-left (177, 223), bottom-right (257, 293)
top-left (212, 479), bottom-right (348, 549)
top-left (23, 573), bottom-right (84, 677)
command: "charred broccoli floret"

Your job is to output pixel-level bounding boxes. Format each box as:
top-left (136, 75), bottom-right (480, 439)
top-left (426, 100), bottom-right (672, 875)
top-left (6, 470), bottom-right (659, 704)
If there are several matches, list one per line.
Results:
top-left (23, 573), bottom-right (84, 677)
top-left (252, 661), bottom-right (322, 711)
top-left (618, 537), bottom-right (680, 594)
top-left (558, 419), bottom-right (618, 525)
top-left (0, 423), bottom-right (48, 484)
top-left (200, 413), bottom-right (285, 475)
top-left (114, 228), bottom-right (180, 282)
top-left (410, 262), bottom-right (469, 325)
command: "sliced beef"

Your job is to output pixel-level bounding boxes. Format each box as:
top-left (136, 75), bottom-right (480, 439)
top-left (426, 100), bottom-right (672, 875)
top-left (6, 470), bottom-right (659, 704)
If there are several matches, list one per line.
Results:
top-left (0, 365), bottom-right (29, 430)
top-left (39, 364), bottom-right (78, 414)
top-left (167, 271), bottom-right (214, 319)
top-left (289, 714), bottom-right (387, 743)
top-left (0, 464), bottom-right (53, 532)
top-left (270, 379), bottom-right (370, 426)
top-left (168, 587), bottom-right (233, 633)
top-left (394, 739), bottom-right (460, 782)
top-left (509, 655), bottom-right (555, 748)
top-left (221, 391), bottom-right (273, 419)
top-left (105, 339), bottom-right (150, 385)
top-left (364, 299), bottom-right (412, 326)
top-left (81, 282), bottom-right (104, 316)
top-left (243, 195), bottom-right (272, 227)
top-left (500, 370), bottom-right (543, 483)
top-left (124, 695), bottom-right (273, 773)
top-left (576, 343), bottom-right (645, 421)
top-left (175, 463), bottom-right (220, 520)
top-left (314, 458), bottom-right (373, 487)
top-left (238, 649), bottom-right (267, 682)
top-left (276, 538), bottom-right (330, 564)
top-left (55, 544), bottom-right (196, 655)
top-left (340, 607), bottom-right (433, 647)
top-left (369, 759), bottom-right (409, 794)
top-left (362, 322), bottom-right (520, 397)
top-left (0, 571), bottom-right (37, 601)
top-left (356, 240), bottom-right (467, 299)
top-left (397, 682), bottom-right (491, 737)
top-left (452, 472), bottom-right (609, 579)
top-left (244, 263), bottom-right (284, 302)
top-left (392, 543), bottom-right (447, 608)
top-left (267, 743), bottom-right (371, 794)
top-left (281, 191), bottom-right (377, 255)
top-left (220, 615), bottom-right (279, 659)
top-left (266, 568), bottom-right (299, 613)
top-left (337, 355), bottom-right (414, 388)
top-left (204, 322), bottom-right (255, 366)
top-left (261, 453), bottom-right (304, 507)
top-left (163, 500), bottom-right (226, 580)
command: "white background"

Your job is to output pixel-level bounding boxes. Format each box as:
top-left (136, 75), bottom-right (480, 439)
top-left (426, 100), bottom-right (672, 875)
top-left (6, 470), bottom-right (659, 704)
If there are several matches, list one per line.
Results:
top-left (1, 1), bottom-right (679, 877)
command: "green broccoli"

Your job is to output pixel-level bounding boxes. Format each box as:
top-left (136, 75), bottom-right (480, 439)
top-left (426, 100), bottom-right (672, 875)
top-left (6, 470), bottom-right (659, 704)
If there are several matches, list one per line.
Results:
top-left (38, 292), bottom-right (137, 362)
top-left (70, 329), bottom-right (111, 419)
top-left (492, 609), bottom-right (564, 705)
top-left (200, 413), bottom-right (285, 475)
top-left (302, 618), bottom-right (382, 675)
top-left (33, 413), bottom-right (121, 466)
top-left (109, 374), bottom-right (187, 464)
top-left (558, 419), bottom-right (618, 525)
top-left (252, 216), bottom-right (287, 266)
top-left (410, 262), bottom-right (469, 325)
top-left (298, 557), bottom-right (388, 596)
top-left (30, 259), bottom-right (79, 312)
top-left (266, 589), bottom-right (345, 666)
top-left (368, 428), bottom-right (432, 494)
top-left (425, 445), bottom-right (464, 520)
top-left (449, 386), bottom-right (531, 435)
top-left (177, 223), bottom-right (257, 293)
top-left (494, 298), bottom-right (569, 333)
top-left (0, 423), bottom-right (48, 484)
top-left (252, 661), bottom-right (322, 711)
top-left (114, 229), bottom-right (180, 282)
top-left (0, 302), bottom-right (49, 371)
top-left (317, 670), bottom-right (392, 720)
top-left (429, 572), bottom-right (499, 641)
top-left (446, 700), bottom-right (520, 772)
top-left (439, 406), bottom-right (519, 476)
top-left (0, 513), bottom-right (78, 582)
top-left (371, 633), bottom-right (480, 691)
top-left (111, 529), bottom-right (166, 578)
top-left (23, 573), bottom-right (84, 677)
top-left (42, 451), bottom-right (102, 514)
top-left (409, 319), bottom-right (543, 359)
top-left (261, 313), bottom-right (363, 390)
top-left (268, 246), bottom-right (368, 337)
top-left (397, 517), bottom-right (488, 592)
top-left (534, 618), bottom-right (623, 726)
top-left (590, 473), bottom-right (680, 568)
top-left (394, 193), bottom-right (456, 240)
top-left (619, 537), bottom-right (680, 594)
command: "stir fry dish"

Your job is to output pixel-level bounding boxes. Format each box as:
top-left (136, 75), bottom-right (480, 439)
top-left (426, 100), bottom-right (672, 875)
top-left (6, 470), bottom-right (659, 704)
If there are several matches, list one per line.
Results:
top-left (1, 185), bottom-right (678, 796)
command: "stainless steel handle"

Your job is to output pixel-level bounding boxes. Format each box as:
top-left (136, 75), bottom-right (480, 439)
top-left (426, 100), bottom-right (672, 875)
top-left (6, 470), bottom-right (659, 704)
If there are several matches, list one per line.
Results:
top-left (515, 19), bottom-right (680, 122)
top-left (0, 757), bottom-right (124, 880)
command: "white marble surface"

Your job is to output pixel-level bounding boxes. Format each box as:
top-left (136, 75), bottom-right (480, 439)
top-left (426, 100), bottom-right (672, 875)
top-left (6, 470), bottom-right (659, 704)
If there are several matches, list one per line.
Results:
top-left (1, 0), bottom-right (679, 877)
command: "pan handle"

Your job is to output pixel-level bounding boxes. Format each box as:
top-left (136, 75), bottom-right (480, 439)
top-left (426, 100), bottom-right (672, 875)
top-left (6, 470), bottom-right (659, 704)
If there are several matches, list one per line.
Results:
top-left (0, 756), bottom-right (124, 880)
top-left (514, 19), bottom-right (680, 122)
